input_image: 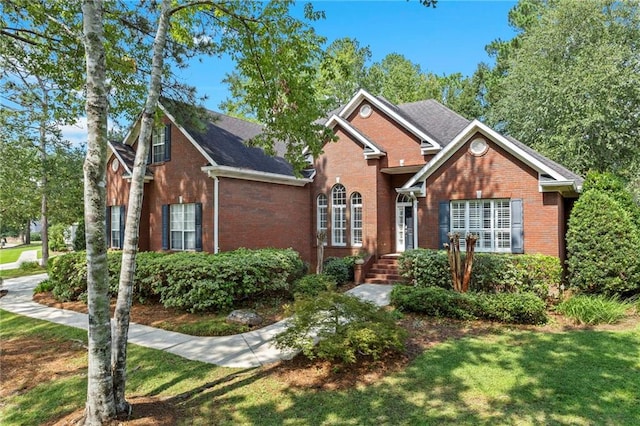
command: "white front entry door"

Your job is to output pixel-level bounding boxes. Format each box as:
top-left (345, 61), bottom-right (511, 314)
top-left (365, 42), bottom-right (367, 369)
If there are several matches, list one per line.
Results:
top-left (396, 194), bottom-right (415, 252)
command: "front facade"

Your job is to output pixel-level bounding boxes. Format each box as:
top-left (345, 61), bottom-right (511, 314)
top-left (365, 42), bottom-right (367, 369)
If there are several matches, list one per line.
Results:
top-left (107, 89), bottom-right (582, 269)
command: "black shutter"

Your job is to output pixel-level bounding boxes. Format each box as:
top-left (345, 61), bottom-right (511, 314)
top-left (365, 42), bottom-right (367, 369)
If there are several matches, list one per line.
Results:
top-left (162, 204), bottom-right (170, 250)
top-left (438, 201), bottom-right (450, 249)
top-left (106, 206), bottom-right (112, 248)
top-left (147, 134), bottom-right (152, 164)
top-left (195, 202), bottom-right (202, 252)
top-left (119, 205), bottom-right (126, 249)
top-left (511, 199), bottom-right (524, 254)
top-left (164, 124), bottom-right (171, 162)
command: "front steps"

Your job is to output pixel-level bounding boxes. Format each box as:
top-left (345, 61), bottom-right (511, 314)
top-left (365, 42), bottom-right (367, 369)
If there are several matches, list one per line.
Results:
top-left (364, 254), bottom-right (405, 285)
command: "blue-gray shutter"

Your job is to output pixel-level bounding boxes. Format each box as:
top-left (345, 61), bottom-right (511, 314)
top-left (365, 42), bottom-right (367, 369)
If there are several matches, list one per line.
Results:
top-left (164, 124), bottom-right (171, 162)
top-left (438, 201), bottom-right (450, 249)
top-left (162, 204), bottom-right (170, 250)
top-left (511, 199), bottom-right (524, 254)
top-left (119, 205), bottom-right (126, 249)
top-left (106, 206), bottom-right (111, 247)
top-left (195, 202), bottom-right (202, 252)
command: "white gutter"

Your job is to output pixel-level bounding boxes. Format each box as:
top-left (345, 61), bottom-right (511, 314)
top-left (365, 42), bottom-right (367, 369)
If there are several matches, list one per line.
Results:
top-left (214, 176), bottom-right (219, 254)
top-left (201, 165), bottom-right (312, 187)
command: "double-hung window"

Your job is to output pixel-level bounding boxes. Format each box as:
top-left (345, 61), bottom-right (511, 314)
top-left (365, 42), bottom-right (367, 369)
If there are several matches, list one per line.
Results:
top-left (350, 192), bottom-right (363, 246)
top-left (450, 199), bottom-right (511, 252)
top-left (152, 128), bottom-right (166, 163)
top-left (107, 205), bottom-right (124, 249)
top-left (317, 194), bottom-right (328, 245)
top-left (170, 203), bottom-right (196, 251)
top-left (331, 184), bottom-right (347, 246)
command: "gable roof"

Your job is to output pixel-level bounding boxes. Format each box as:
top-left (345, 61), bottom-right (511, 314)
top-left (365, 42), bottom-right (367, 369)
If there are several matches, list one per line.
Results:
top-left (403, 119), bottom-right (583, 195)
top-left (397, 99), bottom-right (470, 147)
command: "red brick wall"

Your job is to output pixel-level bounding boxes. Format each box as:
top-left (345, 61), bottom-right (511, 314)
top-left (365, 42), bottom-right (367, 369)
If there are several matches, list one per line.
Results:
top-left (419, 133), bottom-right (564, 257)
top-left (311, 127), bottom-right (381, 262)
top-left (217, 178), bottom-right (311, 262)
top-left (347, 103), bottom-right (426, 167)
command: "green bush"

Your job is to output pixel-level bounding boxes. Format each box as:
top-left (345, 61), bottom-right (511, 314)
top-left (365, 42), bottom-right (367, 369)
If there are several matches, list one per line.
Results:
top-left (18, 261), bottom-right (41, 272)
top-left (399, 249), bottom-right (560, 298)
top-left (155, 248), bottom-right (305, 313)
top-left (46, 248), bottom-right (305, 312)
top-left (322, 257), bottom-right (353, 285)
top-left (48, 224), bottom-right (68, 252)
top-left (34, 279), bottom-right (54, 293)
top-left (47, 251), bottom-right (88, 301)
top-left (566, 190), bottom-right (640, 296)
top-left (292, 274), bottom-right (336, 299)
top-left (582, 171), bottom-right (640, 229)
top-left (475, 292), bottom-right (547, 325)
top-left (390, 286), bottom-right (477, 320)
top-left (391, 285), bottom-right (547, 325)
top-left (556, 294), bottom-right (635, 325)
top-left (30, 232), bottom-right (42, 242)
top-left (274, 292), bottom-right (406, 364)
top-left (73, 219), bottom-right (86, 251)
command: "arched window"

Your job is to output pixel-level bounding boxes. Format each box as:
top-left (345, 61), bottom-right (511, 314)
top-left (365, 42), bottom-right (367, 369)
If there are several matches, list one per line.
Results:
top-left (350, 192), bottom-right (363, 246)
top-left (332, 184), bottom-right (346, 246)
top-left (316, 194), bottom-right (328, 245)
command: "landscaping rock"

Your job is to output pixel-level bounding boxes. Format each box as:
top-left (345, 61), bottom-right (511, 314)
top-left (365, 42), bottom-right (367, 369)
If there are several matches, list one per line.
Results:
top-left (226, 310), bottom-right (263, 326)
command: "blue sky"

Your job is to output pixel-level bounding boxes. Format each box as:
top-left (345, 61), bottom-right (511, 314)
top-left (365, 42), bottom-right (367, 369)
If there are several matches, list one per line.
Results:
top-left (181, 0), bottom-right (519, 111)
top-left (62, 0), bottom-right (518, 143)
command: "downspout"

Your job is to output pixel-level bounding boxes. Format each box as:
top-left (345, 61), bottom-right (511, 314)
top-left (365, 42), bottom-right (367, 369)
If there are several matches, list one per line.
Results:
top-left (214, 176), bottom-right (219, 254)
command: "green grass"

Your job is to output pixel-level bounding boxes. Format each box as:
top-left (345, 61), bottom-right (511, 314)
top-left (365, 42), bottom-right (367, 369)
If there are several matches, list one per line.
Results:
top-left (0, 243), bottom-right (41, 264)
top-left (156, 317), bottom-right (250, 336)
top-left (556, 294), bottom-right (636, 325)
top-left (0, 267), bottom-right (47, 280)
top-left (2, 309), bottom-right (639, 425)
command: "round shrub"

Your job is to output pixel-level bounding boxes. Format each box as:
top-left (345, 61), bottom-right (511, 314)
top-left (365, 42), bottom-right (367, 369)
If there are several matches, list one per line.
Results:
top-left (292, 274), bottom-right (336, 299)
top-left (566, 190), bottom-right (640, 296)
top-left (398, 249), bottom-right (451, 288)
top-left (475, 292), bottom-right (547, 325)
top-left (323, 257), bottom-right (352, 286)
top-left (391, 285), bottom-right (477, 320)
top-left (274, 292), bottom-right (407, 364)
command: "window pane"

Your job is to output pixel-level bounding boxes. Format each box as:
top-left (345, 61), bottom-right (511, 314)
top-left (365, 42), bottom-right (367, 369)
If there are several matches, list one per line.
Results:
top-left (332, 185), bottom-right (346, 245)
top-left (351, 192), bottom-right (363, 246)
top-left (111, 206), bottom-right (121, 248)
top-left (449, 199), bottom-right (512, 252)
top-left (152, 129), bottom-right (165, 163)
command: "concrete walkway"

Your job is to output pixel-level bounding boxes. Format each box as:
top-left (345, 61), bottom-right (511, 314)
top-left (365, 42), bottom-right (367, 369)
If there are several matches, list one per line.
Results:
top-left (0, 249), bottom-right (39, 270)
top-left (0, 274), bottom-right (394, 368)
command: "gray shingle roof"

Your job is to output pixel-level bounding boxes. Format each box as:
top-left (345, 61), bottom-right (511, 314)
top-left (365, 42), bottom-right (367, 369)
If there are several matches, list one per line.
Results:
top-left (396, 99), bottom-right (471, 146)
top-left (167, 105), bottom-right (296, 177)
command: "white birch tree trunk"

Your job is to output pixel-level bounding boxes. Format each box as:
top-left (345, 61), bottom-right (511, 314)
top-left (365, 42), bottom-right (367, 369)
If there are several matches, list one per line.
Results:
top-left (81, 0), bottom-right (116, 424)
top-left (111, 0), bottom-right (172, 414)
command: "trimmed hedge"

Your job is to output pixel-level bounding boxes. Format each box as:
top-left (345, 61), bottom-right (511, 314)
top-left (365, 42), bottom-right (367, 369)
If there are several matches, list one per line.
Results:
top-left (566, 190), bottom-right (640, 297)
top-left (322, 256), bottom-right (358, 285)
top-left (44, 248), bottom-right (306, 312)
top-left (398, 249), bottom-right (561, 299)
top-left (390, 285), bottom-right (548, 325)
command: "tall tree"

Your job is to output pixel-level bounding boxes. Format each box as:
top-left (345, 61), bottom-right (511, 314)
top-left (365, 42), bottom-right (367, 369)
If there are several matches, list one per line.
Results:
top-left (365, 53), bottom-right (429, 104)
top-left (489, 0), bottom-right (640, 181)
top-left (313, 37), bottom-right (372, 109)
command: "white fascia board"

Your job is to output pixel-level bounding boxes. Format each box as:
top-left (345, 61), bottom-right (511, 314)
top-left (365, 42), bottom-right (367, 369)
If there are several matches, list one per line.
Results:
top-left (325, 115), bottom-right (386, 159)
top-left (158, 102), bottom-right (218, 166)
top-left (123, 174), bottom-right (153, 183)
top-left (337, 88), bottom-right (442, 150)
top-left (202, 165), bottom-right (311, 187)
top-left (539, 180), bottom-right (579, 193)
top-left (404, 120), bottom-right (571, 190)
top-left (107, 141), bottom-right (133, 175)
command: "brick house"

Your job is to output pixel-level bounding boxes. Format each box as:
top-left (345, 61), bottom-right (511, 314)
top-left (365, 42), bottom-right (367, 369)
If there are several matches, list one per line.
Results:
top-left (107, 89), bottom-right (582, 273)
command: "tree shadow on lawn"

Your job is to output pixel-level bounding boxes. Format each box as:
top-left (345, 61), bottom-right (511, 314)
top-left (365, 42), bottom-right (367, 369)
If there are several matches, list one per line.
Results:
top-left (229, 330), bottom-right (640, 425)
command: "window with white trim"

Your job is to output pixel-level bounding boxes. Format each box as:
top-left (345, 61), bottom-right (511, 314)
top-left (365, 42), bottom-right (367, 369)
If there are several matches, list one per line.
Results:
top-left (332, 184), bottom-right (346, 246)
top-left (350, 192), bottom-right (363, 246)
top-left (317, 194), bottom-right (328, 245)
top-left (451, 199), bottom-right (511, 252)
top-left (170, 203), bottom-right (196, 251)
top-left (151, 127), bottom-right (166, 163)
top-left (110, 205), bottom-right (123, 249)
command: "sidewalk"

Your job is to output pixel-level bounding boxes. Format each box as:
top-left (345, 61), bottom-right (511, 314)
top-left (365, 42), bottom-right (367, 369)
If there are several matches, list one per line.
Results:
top-left (0, 274), bottom-right (393, 368)
top-left (0, 249), bottom-right (39, 270)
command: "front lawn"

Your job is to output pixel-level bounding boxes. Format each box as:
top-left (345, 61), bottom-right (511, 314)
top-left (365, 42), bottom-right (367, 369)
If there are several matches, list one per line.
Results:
top-left (0, 243), bottom-right (41, 264)
top-left (2, 309), bottom-right (638, 425)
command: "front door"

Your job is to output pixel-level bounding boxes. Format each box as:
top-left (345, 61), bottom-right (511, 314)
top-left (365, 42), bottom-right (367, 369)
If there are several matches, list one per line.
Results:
top-left (396, 194), bottom-right (415, 252)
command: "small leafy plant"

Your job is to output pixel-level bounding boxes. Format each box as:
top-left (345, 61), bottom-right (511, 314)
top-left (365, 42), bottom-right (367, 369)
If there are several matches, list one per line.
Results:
top-left (274, 292), bottom-right (406, 364)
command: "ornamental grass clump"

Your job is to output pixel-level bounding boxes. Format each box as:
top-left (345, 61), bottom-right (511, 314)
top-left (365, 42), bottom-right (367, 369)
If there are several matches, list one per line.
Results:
top-left (556, 294), bottom-right (635, 325)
